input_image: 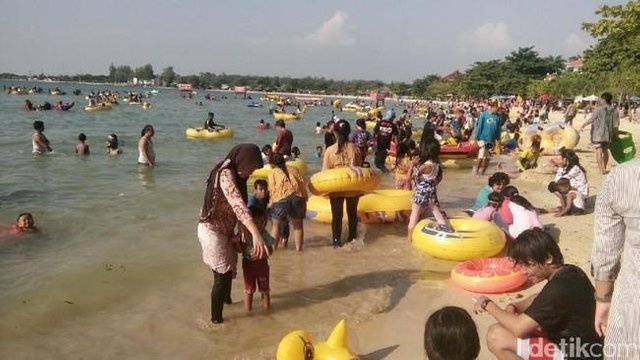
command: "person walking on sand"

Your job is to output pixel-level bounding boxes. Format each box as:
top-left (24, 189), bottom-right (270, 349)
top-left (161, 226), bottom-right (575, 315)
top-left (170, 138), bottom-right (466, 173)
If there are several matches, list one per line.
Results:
top-left (591, 159), bottom-right (640, 359)
top-left (473, 102), bottom-right (501, 175)
top-left (580, 92), bottom-right (619, 175)
top-left (197, 144), bottom-right (268, 325)
top-left (138, 124), bottom-right (155, 166)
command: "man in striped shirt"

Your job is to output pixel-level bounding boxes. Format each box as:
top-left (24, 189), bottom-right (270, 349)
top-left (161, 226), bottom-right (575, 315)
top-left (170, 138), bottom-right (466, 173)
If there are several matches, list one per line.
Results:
top-left (591, 158), bottom-right (640, 359)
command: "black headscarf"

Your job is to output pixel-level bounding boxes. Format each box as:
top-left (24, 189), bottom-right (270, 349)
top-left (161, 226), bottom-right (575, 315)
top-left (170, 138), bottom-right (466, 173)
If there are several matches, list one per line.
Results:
top-left (199, 144), bottom-right (263, 223)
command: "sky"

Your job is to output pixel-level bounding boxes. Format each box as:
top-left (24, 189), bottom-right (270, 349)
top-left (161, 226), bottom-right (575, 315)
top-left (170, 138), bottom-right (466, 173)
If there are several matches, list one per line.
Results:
top-left (0, 0), bottom-right (626, 82)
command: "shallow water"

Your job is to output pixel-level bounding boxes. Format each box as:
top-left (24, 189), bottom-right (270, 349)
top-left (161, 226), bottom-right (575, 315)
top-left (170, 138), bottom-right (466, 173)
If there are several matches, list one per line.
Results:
top-left (0, 81), bottom-right (484, 359)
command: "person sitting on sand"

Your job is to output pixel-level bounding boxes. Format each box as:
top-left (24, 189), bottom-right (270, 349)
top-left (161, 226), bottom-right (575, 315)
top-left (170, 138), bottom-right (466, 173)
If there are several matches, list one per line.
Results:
top-left (32, 121), bottom-right (53, 155)
top-left (501, 133), bottom-right (520, 154)
top-left (75, 133), bottom-right (90, 155)
top-left (516, 141), bottom-right (543, 172)
top-left (204, 112), bottom-right (225, 131)
top-left (424, 306), bottom-right (480, 360)
top-left (474, 229), bottom-right (602, 360)
top-left (552, 148), bottom-right (589, 198)
top-left (550, 178), bottom-right (585, 217)
top-left (472, 192), bottom-right (512, 231)
top-left (2, 213), bottom-right (39, 236)
top-left (501, 186), bottom-right (543, 239)
top-left (467, 172), bottom-right (510, 215)
top-left (106, 133), bottom-right (122, 155)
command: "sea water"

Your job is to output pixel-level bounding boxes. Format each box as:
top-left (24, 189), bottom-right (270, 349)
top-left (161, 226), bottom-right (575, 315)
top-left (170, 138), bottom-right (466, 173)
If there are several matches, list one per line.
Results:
top-left (0, 81), bottom-right (481, 359)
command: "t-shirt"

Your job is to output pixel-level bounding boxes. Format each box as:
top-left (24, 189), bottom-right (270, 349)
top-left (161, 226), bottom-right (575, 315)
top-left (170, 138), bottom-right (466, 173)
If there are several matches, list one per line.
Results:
top-left (247, 195), bottom-right (268, 211)
top-left (524, 265), bottom-right (603, 360)
top-left (508, 202), bottom-right (543, 238)
top-left (373, 120), bottom-right (397, 150)
top-left (243, 230), bottom-right (275, 259)
top-left (323, 142), bottom-right (362, 169)
top-left (276, 129), bottom-right (294, 156)
top-left (471, 185), bottom-right (492, 211)
top-left (267, 165), bottom-right (307, 204)
top-left (475, 111), bottom-right (501, 144)
top-left (349, 128), bottom-right (371, 150)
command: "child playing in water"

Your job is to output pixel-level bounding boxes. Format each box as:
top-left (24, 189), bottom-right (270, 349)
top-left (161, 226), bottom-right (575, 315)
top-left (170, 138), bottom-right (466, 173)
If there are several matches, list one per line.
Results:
top-left (315, 122), bottom-right (323, 134)
top-left (106, 133), bottom-right (122, 155)
top-left (240, 206), bottom-right (274, 312)
top-left (315, 146), bottom-right (323, 158)
top-left (551, 178), bottom-right (585, 216)
top-left (408, 141), bottom-right (452, 241)
top-left (291, 146), bottom-right (301, 159)
top-left (75, 133), bottom-right (90, 155)
top-left (2, 213), bottom-right (39, 236)
top-left (248, 180), bottom-right (291, 249)
top-left (391, 142), bottom-right (413, 190)
top-left (261, 144), bottom-right (273, 164)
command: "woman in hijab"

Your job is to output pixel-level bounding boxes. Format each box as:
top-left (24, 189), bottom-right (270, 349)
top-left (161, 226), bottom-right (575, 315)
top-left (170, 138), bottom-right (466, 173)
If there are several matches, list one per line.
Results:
top-left (197, 144), bottom-right (268, 324)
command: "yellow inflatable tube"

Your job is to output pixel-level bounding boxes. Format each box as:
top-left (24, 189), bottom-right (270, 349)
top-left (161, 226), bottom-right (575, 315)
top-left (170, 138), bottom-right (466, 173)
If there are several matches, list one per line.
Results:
top-left (273, 112), bottom-right (301, 121)
top-left (412, 218), bottom-right (506, 261)
top-left (519, 122), bottom-right (580, 155)
top-left (306, 189), bottom-right (412, 224)
top-left (185, 128), bottom-right (234, 139)
top-left (276, 319), bottom-right (358, 360)
top-left (250, 158), bottom-right (307, 179)
top-left (309, 166), bottom-right (380, 196)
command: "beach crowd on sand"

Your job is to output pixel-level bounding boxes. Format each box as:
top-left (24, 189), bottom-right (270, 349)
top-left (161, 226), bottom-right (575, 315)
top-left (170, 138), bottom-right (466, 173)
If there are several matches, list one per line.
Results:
top-left (3, 86), bottom-right (640, 360)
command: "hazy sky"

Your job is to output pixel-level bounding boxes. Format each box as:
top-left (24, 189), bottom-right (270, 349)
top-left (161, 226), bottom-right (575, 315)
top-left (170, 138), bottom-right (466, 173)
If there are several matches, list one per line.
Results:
top-left (0, 0), bottom-right (623, 82)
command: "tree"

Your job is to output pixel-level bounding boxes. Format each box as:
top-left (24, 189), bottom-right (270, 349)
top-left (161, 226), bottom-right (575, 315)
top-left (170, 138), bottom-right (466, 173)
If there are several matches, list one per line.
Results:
top-left (411, 74), bottom-right (441, 97)
top-left (160, 66), bottom-right (176, 86)
top-left (134, 64), bottom-right (154, 80)
top-left (581, 1), bottom-right (640, 85)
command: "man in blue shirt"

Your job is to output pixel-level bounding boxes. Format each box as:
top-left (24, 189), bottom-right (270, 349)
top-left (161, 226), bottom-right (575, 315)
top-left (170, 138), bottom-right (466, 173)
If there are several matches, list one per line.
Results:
top-left (474, 102), bottom-right (502, 175)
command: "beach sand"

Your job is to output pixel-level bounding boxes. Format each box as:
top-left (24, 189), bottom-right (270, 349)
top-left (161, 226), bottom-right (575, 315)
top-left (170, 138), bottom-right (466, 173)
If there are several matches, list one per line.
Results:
top-left (347, 111), bottom-right (640, 360)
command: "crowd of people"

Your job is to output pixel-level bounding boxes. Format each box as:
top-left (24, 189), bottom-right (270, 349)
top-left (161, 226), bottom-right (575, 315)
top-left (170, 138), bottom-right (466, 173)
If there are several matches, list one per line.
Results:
top-left (3, 88), bottom-right (639, 359)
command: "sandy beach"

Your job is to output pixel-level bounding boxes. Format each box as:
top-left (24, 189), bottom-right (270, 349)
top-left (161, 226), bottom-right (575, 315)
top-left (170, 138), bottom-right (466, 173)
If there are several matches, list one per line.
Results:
top-left (346, 111), bottom-right (640, 360)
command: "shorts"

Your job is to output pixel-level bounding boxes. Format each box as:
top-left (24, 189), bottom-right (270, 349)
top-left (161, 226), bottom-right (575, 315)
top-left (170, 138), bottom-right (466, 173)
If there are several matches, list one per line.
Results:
top-left (270, 194), bottom-right (306, 220)
top-left (242, 258), bottom-right (269, 294)
top-left (570, 206), bottom-right (585, 215)
top-left (517, 337), bottom-right (564, 360)
top-left (477, 141), bottom-right (493, 159)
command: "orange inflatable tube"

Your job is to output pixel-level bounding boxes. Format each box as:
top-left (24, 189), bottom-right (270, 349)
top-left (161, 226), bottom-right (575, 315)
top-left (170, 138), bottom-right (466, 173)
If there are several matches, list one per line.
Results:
top-left (451, 257), bottom-right (526, 294)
